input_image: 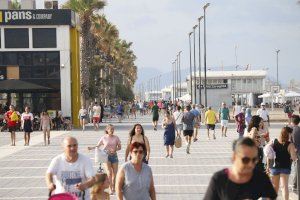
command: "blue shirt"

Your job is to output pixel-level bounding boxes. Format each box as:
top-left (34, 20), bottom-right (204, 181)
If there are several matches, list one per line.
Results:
top-left (191, 109), bottom-right (200, 117)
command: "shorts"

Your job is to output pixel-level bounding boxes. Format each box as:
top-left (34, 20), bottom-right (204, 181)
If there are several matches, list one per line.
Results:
top-left (107, 153), bottom-right (118, 164)
top-left (270, 168), bottom-right (291, 175)
top-left (8, 126), bottom-right (16, 133)
top-left (176, 124), bottom-right (183, 131)
top-left (206, 124), bottom-right (215, 130)
top-left (220, 120), bottom-right (228, 127)
top-left (42, 126), bottom-right (50, 131)
top-left (183, 130), bottom-right (194, 137)
top-left (80, 116), bottom-right (87, 120)
top-left (93, 117), bottom-right (100, 123)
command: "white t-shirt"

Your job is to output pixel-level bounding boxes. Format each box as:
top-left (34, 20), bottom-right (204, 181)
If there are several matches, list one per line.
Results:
top-left (93, 106), bottom-right (101, 117)
top-left (256, 109), bottom-right (269, 121)
top-left (234, 105), bottom-right (242, 116)
top-left (173, 110), bottom-right (183, 125)
top-left (47, 153), bottom-right (95, 200)
top-left (21, 112), bottom-right (34, 121)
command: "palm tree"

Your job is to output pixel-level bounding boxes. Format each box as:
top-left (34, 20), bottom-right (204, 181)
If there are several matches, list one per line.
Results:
top-left (63, 0), bottom-right (106, 105)
top-left (10, 0), bottom-right (21, 9)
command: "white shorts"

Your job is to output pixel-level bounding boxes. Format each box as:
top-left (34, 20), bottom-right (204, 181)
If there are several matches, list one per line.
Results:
top-left (221, 120), bottom-right (228, 127)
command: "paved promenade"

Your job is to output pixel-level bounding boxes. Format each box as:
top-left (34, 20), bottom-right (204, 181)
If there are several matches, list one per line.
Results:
top-left (0, 114), bottom-right (298, 199)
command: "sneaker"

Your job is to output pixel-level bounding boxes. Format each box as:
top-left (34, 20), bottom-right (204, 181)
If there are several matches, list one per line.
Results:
top-left (213, 134), bottom-right (216, 140)
top-left (193, 138), bottom-right (198, 142)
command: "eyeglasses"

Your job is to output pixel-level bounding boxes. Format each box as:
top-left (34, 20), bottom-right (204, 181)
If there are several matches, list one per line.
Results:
top-left (132, 150), bottom-right (144, 154)
top-left (67, 144), bottom-right (78, 148)
top-left (240, 156), bottom-right (258, 165)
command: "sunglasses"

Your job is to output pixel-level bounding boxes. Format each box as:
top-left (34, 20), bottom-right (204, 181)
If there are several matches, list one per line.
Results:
top-left (240, 156), bottom-right (258, 165)
top-left (132, 150), bottom-right (144, 154)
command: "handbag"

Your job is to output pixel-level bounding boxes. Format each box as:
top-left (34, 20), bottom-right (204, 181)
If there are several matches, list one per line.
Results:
top-left (175, 135), bottom-right (182, 148)
top-left (95, 147), bottom-right (108, 163)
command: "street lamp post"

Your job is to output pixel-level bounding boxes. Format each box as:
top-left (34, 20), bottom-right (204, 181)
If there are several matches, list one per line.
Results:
top-left (193, 24), bottom-right (198, 104)
top-left (175, 59), bottom-right (177, 100)
top-left (189, 32), bottom-right (193, 104)
top-left (198, 16), bottom-right (204, 105)
top-left (203, 3), bottom-right (210, 108)
top-left (172, 62), bottom-right (175, 102)
top-left (178, 51), bottom-right (182, 97)
top-left (276, 49), bottom-right (280, 86)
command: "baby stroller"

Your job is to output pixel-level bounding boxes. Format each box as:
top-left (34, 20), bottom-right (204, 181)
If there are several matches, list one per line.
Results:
top-left (95, 147), bottom-right (108, 173)
top-left (49, 190), bottom-right (85, 200)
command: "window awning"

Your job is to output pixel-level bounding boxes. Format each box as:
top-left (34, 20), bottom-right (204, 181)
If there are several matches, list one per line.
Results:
top-left (0, 79), bottom-right (58, 93)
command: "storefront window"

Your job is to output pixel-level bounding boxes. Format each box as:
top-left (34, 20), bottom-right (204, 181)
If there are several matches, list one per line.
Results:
top-left (5, 28), bottom-right (29, 48)
top-left (32, 28), bottom-right (57, 48)
top-left (46, 52), bottom-right (60, 65)
top-left (32, 52), bottom-right (45, 66)
top-left (18, 52), bottom-right (32, 66)
top-left (3, 52), bottom-right (18, 65)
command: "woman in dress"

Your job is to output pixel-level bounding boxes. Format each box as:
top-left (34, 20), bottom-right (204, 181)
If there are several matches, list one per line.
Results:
top-left (88, 124), bottom-right (121, 195)
top-left (78, 105), bottom-right (88, 131)
top-left (125, 124), bottom-right (150, 164)
top-left (235, 107), bottom-right (246, 138)
top-left (162, 111), bottom-right (179, 158)
top-left (40, 111), bottom-right (52, 146)
top-left (21, 106), bottom-right (34, 146)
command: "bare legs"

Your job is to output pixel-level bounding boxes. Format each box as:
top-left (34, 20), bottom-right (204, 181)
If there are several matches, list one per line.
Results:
top-left (165, 145), bottom-right (174, 158)
top-left (24, 132), bottom-right (30, 145)
top-left (43, 129), bottom-right (51, 146)
top-left (10, 131), bottom-right (16, 146)
top-left (271, 174), bottom-right (290, 200)
top-left (104, 162), bottom-right (118, 194)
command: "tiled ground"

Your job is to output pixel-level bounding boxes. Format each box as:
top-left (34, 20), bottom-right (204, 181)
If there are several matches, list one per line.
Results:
top-left (0, 115), bottom-right (297, 199)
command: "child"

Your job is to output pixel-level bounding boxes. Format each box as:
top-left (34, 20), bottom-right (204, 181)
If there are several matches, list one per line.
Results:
top-left (91, 173), bottom-right (110, 200)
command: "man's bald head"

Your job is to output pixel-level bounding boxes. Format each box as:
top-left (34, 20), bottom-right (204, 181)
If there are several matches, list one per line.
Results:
top-left (62, 136), bottom-right (78, 147)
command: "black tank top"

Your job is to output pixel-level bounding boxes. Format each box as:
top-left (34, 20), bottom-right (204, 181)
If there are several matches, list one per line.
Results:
top-left (273, 139), bottom-right (292, 170)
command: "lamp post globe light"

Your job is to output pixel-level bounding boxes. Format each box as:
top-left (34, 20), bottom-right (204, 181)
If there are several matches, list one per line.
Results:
top-left (198, 16), bottom-right (204, 105)
top-left (189, 32), bottom-right (193, 104)
top-left (203, 2), bottom-right (210, 108)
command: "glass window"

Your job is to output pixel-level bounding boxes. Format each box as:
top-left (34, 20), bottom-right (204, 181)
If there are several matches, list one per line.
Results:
top-left (5, 28), bottom-right (29, 48)
top-left (0, 53), bottom-right (3, 66)
top-left (0, 66), bottom-right (6, 80)
top-left (32, 28), bottom-right (57, 48)
top-left (46, 52), bottom-right (60, 65)
top-left (4, 52), bottom-right (18, 65)
top-left (32, 52), bottom-right (45, 66)
top-left (18, 52), bottom-right (32, 66)
top-left (20, 66), bottom-right (32, 79)
top-left (46, 66), bottom-right (60, 78)
top-left (32, 67), bottom-right (46, 78)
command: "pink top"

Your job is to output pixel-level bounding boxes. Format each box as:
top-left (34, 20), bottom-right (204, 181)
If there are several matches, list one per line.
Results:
top-left (98, 135), bottom-right (121, 153)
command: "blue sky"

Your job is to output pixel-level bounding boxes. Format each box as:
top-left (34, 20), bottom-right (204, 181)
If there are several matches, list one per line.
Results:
top-left (39, 0), bottom-right (300, 86)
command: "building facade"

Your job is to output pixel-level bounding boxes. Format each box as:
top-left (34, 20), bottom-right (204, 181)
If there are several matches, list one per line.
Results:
top-left (187, 70), bottom-right (267, 108)
top-left (0, 9), bottom-right (81, 126)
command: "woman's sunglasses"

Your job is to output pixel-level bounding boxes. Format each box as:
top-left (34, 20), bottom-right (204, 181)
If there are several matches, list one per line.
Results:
top-left (241, 156), bottom-right (258, 165)
top-left (132, 150), bottom-right (144, 154)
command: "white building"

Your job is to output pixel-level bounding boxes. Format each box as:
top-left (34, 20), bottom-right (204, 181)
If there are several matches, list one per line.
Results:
top-left (186, 70), bottom-right (267, 108)
top-left (145, 91), bottom-right (162, 101)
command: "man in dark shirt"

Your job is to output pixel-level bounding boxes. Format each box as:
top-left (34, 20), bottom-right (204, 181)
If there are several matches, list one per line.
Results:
top-left (182, 105), bottom-right (195, 154)
top-left (204, 137), bottom-right (277, 200)
top-left (292, 115), bottom-right (300, 192)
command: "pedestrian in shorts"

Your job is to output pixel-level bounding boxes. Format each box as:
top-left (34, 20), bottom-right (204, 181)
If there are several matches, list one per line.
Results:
top-left (182, 105), bottom-right (196, 154)
top-left (205, 106), bottom-right (218, 140)
top-left (219, 102), bottom-right (230, 137)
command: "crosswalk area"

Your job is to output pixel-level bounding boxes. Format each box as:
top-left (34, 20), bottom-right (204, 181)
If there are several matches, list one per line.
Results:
top-left (0, 115), bottom-right (295, 199)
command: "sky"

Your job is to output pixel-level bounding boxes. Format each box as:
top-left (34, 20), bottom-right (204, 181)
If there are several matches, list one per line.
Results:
top-left (37, 0), bottom-right (300, 87)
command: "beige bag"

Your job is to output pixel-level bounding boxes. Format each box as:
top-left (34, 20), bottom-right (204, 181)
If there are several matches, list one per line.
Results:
top-left (175, 135), bottom-right (182, 148)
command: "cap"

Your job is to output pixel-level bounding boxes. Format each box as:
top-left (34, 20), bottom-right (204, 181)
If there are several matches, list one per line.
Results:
top-left (261, 102), bottom-right (266, 106)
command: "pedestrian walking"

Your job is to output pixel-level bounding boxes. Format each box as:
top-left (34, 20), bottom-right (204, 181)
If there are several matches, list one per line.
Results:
top-left (291, 115), bottom-right (300, 193)
top-left (162, 111), bottom-right (179, 158)
top-left (100, 101), bottom-right (104, 123)
top-left (93, 102), bottom-right (101, 131)
top-left (21, 106), bottom-right (33, 146)
top-left (78, 105), bottom-right (88, 131)
top-left (40, 111), bottom-right (52, 146)
top-left (125, 124), bottom-right (150, 164)
top-left (173, 106), bottom-right (184, 136)
top-left (88, 102), bottom-right (94, 124)
top-left (191, 104), bottom-right (201, 142)
top-left (204, 137), bottom-right (277, 200)
top-left (151, 101), bottom-right (159, 131)
top-left (267, 127), bottom-right (297, 200)
top-left (218, 102), bottom-right (230, 137)
top-left (182, 105), bottom-right (196, 154)
top-left (4, 105), bottom-right (20, 146)
top-left (235, 107), bottom-right (246, 138)
top-left (131, 102), bottom-right (137, 119)
top-left (257, 102), bottom-right (270, 127)
top-left (90, 173), bottom-right (110, 200)
top-left (245, 107), bottom-right (252, 127)
top-left (284, 101), bottom-right (294, 125)
top-left (46, 136), bottom-right (96, 199)
top-left (88, 124), bottom-right (121, 195)
top-left (124, 102), bottom-right (130, 119)
top-left (116, 142), bottom-right (156, 200)
top-left (205, 106), bottom-right (218, 140)
top-left (116, 102), bottom-right (124, 123)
